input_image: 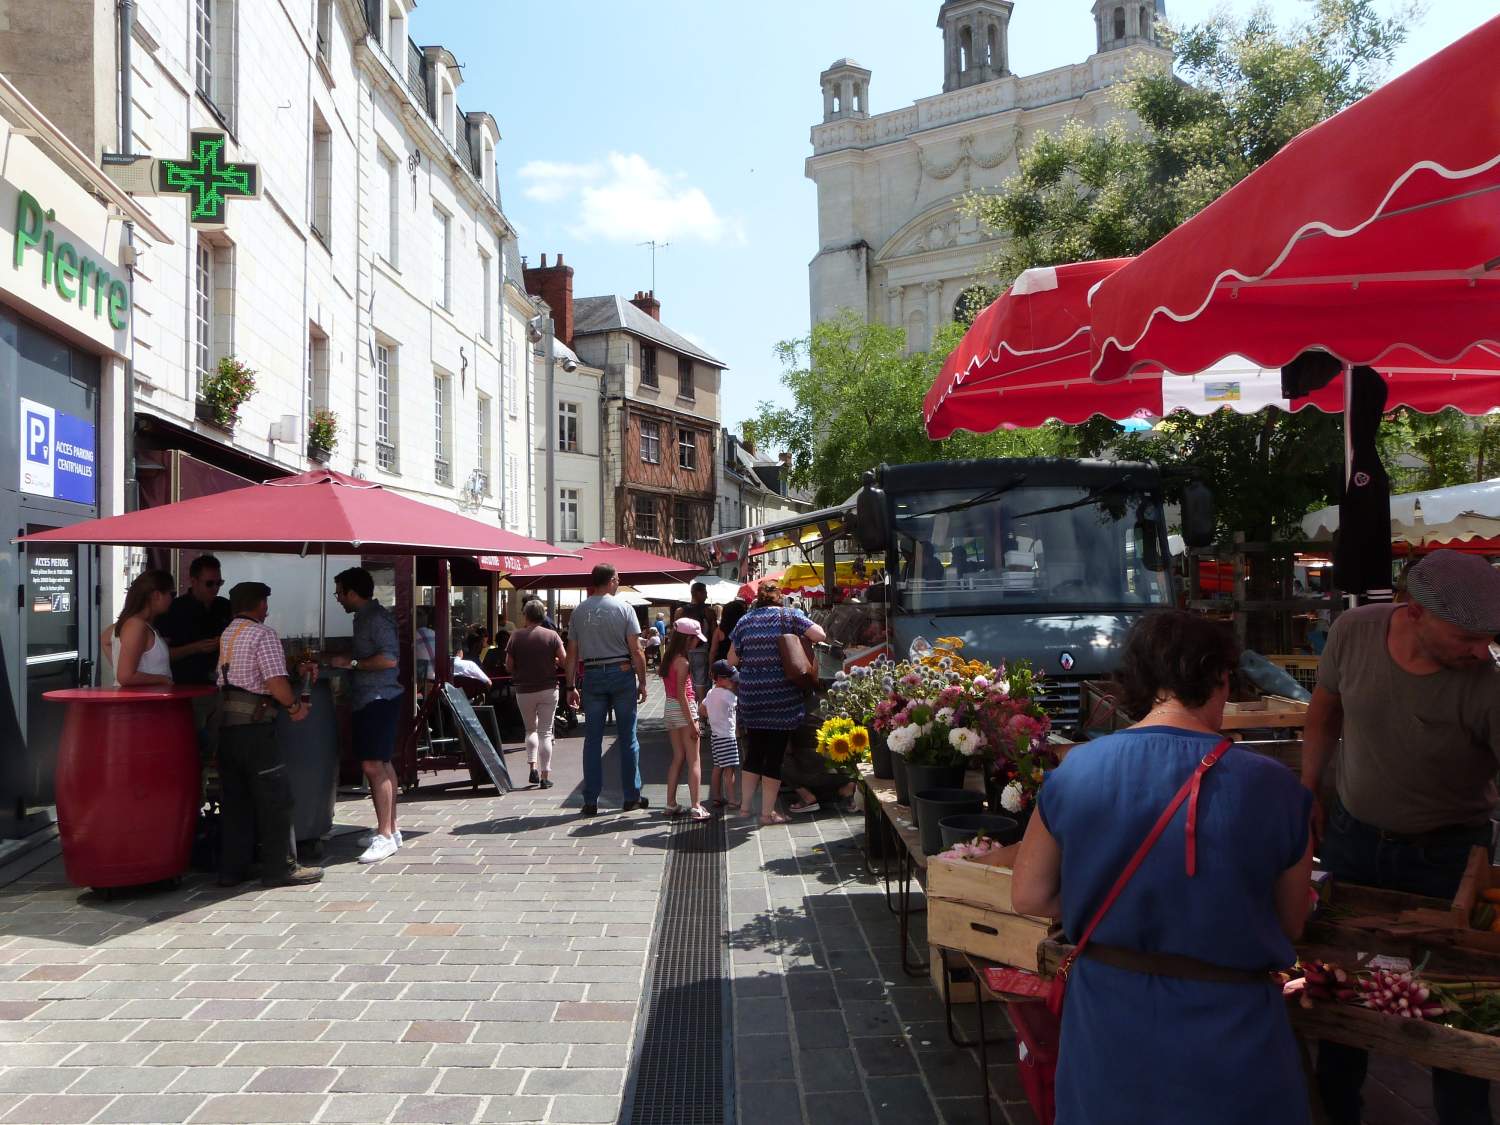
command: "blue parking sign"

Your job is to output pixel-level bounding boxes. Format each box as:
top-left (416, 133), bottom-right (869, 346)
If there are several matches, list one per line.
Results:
top-left (19, 397), bottom-right (95, 506)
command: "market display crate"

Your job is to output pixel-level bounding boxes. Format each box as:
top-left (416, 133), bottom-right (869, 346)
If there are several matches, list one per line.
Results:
top-left (1289, 999), bottom-right (1500, 1081)
top-left (1448, 845), bottom-right (1500, 953)
top-left (1264, 653), bottom-right (1320, 693)
top-left (927, 852), bottom-right (1053, 971)
top-left (1300, 873), bottom-right (1500, 976)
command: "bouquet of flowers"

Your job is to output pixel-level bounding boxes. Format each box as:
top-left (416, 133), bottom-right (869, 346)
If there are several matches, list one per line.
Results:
top-left (814, 716), bottom-right (871, 777)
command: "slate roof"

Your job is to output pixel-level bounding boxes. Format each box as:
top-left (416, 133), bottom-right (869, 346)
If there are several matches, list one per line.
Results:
top-left (572, 295), bottom-right (726, 369)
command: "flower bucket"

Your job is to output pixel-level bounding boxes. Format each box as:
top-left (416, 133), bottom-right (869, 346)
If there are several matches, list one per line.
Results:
top-left (913, 788), bottom-right (984, 857)
top-left (904, 762), bottom-right (967, 824)
top-left (938, 813), bottom-right (1021, 852)
top-left (870, 732), bottom-right (894, 780)
top-left (892, 752), bottom-right (912, 807)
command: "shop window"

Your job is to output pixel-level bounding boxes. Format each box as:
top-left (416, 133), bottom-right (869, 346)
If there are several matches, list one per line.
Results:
top-left (640, 418), bottom-right (661, 464)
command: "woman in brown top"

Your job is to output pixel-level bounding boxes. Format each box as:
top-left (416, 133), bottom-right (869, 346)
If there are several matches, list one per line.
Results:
top-left (506, 599), bottom-right (567, 788)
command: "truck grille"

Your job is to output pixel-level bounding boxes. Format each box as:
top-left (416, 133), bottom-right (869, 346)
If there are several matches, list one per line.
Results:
top-left (1035, 677), bottom-right (1085, 731)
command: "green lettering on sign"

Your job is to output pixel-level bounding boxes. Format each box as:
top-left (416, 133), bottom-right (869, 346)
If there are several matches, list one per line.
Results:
top-left (156, 132), bottom-right (260, 228)
top-left (12, 189), bottom-right (131, 329)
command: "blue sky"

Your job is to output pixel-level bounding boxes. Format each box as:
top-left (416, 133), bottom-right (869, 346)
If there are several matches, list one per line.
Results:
top-left (417, 1), bottom-right (1500, 433)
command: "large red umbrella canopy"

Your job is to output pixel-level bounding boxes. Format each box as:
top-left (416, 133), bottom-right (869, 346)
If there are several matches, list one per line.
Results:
top-left (1087, 15), bottom-right (1500, 384)
top-left (927, 259), bottom-right (1500, 437)
top-left (15, 468), bottom-right (571, 560)
top-left (505, 540), bottom-right (704, 590)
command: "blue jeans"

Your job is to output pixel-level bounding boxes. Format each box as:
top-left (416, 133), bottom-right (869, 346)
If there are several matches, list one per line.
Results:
top-left (580, 666), bottom-right (642, 806)
top-left (1316, 798), bottom-right (1493, 1125)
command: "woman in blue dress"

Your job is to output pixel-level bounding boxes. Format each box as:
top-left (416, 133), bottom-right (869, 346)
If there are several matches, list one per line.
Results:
top-left (1012, 610), bottom-right (1314, 1125)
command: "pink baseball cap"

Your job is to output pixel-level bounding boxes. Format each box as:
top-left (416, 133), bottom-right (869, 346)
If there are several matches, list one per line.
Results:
top-left (673, 618), bottom-right (705, 640)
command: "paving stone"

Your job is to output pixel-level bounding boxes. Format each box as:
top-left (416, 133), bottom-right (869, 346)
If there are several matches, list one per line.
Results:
top-left (243, 1066), bottom-right (338, 1093)
top-left (480, 1095), bottom-right (555, 1122)
top-left (546, 1095), bottom-right (618, 1123)
top-left (225, 1042), bottom-right (339, 1067)
top-left (867, 1076), bottom-right (941, 1125)
top-left (805, 1091), bottom-right (874, 1125)
top-left (935, 1095), bottom-right (1012, 1125)
top-left (187, 1093), bottom-right (329, 1123)
top-left (330, 1066), bottom-right (437, 1094)
top-left (317, 1094), bottom-right (403, 1122)
top-left (61, 1065), bottom-right (186, 1094)
top-left (0, 1068), bottom-right (76, 1094)
top-left (566, 1044), bottom-right (630, 1069)
top-left (165, 1067), bottom-right (258, 1095)
top-left (521, 1069), bottom-right (624, 1096)
top-left (797, 1047), bottom-right (863, 1093)
top-left (736, 1080), bottom-right (804, 1125)
top-left (392, 1094), bottom-right (483, 1123)
top-left (736, 996), bottom-right (790, 1035)
top-left (0, 1095), bottom-right (115, 1124)
top-left (427, 1044), bottom-right (506, 1068)
top-left (734, 1033), bottom-right (794, 1081)
top-left (58, 1041), bottom-right (163, 1068)
top-left (434, 1068), bottom-right (525, 1095)
top-left (793, 1007), bottom-right (851, 1048)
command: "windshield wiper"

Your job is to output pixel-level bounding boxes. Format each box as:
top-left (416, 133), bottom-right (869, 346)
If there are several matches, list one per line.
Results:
top-left (908, 476), bottom-right (1030, 519)
top-left (1008, 475), bottom-right (1139, 521)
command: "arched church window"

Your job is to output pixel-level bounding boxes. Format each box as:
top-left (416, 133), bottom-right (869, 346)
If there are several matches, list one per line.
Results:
top-left (959, 26), bottom-right (972, 71)
top-left (1140, 5), bottom-right (1152, 38)
top-left (987, 25), bottom-right (999, 67)
top-left (1114, 6), bottom-right (1126, 40)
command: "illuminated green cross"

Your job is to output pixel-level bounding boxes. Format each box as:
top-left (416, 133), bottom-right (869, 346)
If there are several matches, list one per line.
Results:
top-left (156, 132), bottom-right (259, 228)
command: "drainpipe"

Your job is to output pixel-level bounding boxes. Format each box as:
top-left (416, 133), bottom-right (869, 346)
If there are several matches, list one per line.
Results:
top-left (119, 0), bottom-right (137, 513)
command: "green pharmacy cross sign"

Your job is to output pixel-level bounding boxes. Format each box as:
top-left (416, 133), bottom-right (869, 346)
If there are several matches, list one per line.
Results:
top-left (156, 131), bottom-right (260, 229)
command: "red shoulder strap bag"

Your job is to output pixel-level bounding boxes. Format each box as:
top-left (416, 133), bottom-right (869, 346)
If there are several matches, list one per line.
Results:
top-left (1047, 737), bottom-right (1233, 1017)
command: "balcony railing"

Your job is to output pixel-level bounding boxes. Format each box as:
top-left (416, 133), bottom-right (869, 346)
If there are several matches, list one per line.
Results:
top-left (434, 456), bottom-right (451, 486)
top-left (376, 440), bottom-right (397, 472)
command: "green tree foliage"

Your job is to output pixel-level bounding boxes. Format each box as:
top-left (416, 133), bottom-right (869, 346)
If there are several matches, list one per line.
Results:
top-left (742, 312), bottom-right (1076, 507)
top-left (1379, 411), bottom-right (1500, 492)
top-left (965, 0), bottom-right (1420, 540)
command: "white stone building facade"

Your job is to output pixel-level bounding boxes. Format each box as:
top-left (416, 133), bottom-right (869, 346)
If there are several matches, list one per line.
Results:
top-left (5, 0), bottom-right (533, 535)
top-left (807, 0), bottom-right (1170, 350)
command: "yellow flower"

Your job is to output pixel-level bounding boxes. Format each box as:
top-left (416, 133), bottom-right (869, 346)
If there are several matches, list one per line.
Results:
top-left (829, 735), bottom-right (852, 761)
top-left (936, 636), bottom-right (966, 650)
top-left (849, 727), bottom-right (870, 751)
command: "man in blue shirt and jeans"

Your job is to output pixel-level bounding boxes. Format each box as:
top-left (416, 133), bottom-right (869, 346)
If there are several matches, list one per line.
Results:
top-left (330, 567), bottom-right (403, 863)
top-left (565, 564), bottom-right (649, 817)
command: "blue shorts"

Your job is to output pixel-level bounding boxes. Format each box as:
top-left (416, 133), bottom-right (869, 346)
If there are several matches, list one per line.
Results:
top-left (353, 696), bottom-right (402, 762)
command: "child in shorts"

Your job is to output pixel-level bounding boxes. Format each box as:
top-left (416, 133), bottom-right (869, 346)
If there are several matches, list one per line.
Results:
top-left (702, 660), bottom-right (741, 810)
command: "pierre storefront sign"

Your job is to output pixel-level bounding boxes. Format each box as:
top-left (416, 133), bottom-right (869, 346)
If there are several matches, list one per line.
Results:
top-left (20, 396), bottom-right (96, 506)
top-left (12, 189), bottom-right (130, 330)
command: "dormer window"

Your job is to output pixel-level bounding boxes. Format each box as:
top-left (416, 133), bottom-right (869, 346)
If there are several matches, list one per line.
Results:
top-left (384, 0), bottom-right (405, 58)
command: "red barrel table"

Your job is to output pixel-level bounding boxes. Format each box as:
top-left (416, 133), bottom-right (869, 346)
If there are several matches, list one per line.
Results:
top-left (44, 686), bottom-right (214, 890)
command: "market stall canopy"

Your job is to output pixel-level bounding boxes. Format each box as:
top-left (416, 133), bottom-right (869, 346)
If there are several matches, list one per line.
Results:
top-left (629, 575), bottom-right (742, 605)
top-left (1087, 15), bottom-right (1500, 386)
top-left (698, 498), bottom-right (856, 560)
top-left (926, 261), bottom-right (1500, 437)
top-left (14, 468), bottom-right (572, 559)
top-left (778, 561), bottom-right (874, 595)
top-left (505, 540), bottom-right (703, 590)
top-left (1303, 478), bottom-right (1500, 545)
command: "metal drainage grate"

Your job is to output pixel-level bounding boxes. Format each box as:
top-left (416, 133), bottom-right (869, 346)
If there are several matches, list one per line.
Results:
top-left (619, 815), bottom-right (730, 1125)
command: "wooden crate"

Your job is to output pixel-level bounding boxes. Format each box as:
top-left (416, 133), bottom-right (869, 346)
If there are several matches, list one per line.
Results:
top-left (1448, 846), bottom-right (1500, 951)
top-left (927, 854), bottom-right (1052, 971)
top-left (928, 851), bottom-right (1023, 910)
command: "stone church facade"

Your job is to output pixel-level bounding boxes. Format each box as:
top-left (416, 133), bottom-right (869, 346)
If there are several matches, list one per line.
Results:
top-left (807, 1), bottom-right (1170, 350)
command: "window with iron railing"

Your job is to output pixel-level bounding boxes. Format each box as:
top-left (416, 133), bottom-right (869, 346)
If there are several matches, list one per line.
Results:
top-left (375, 342), bottom-right (397, 471)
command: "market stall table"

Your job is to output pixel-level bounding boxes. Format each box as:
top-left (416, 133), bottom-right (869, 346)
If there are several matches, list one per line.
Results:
top-left (45, 685), bottom-right (214, 891)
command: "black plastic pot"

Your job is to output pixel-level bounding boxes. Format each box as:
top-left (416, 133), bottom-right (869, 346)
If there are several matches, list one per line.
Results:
top-left (938, 813), bottom-right (1022, 852)
top-left (892, 753), bottom-right (912, 807)
top-left (904, 762), bottom-right (967, 825)
top-left (913, 788), bottom-right (984, 856)
top-left (869, 732), bottom-right (894, 780)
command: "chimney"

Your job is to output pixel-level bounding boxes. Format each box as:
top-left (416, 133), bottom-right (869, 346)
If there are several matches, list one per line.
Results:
top-left (523, 252), bottom-right (575, 348)
top-left (630, 289), bottom-right (661, 321)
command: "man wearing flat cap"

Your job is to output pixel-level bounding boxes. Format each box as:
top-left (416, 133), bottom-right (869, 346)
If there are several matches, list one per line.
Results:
top-left (1302, 550), bottom-right (1500, 1124)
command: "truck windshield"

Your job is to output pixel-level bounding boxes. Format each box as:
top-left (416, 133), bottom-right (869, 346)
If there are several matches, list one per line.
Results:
top-left (892, 483), bottom-right (1171, 612)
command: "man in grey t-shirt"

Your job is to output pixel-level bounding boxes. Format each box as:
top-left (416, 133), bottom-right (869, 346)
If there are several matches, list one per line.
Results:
top-left (1302, 550), bottom-right (1500, 1125)
top-left (564, 564), bottom-right (648, 817)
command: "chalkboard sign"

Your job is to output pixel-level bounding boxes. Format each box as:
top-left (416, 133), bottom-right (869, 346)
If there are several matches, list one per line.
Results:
top-left (440, 683), bottom-right (513, 794)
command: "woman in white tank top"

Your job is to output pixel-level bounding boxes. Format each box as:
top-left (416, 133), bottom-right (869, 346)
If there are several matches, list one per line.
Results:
top-left (108, 569), bottom-right (177, 687)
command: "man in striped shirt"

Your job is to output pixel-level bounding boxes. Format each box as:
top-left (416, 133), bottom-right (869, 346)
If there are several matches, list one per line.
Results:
top-left (216, 582), bottom-right (322, 888)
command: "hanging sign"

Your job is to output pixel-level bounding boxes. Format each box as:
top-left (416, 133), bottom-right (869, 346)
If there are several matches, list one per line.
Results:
top-left (19, 397), bottom-right (96, 505)
top-left (155, 132), bottom-right (260, 229)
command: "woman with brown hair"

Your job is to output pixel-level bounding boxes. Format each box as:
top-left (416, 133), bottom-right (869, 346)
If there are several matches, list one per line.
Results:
top-left (1010, 610), bottom-right (1313, 1124)
top-left (726, 582), bottom-right (827, 825)
top-left (105, 569), bottom-right (176, 687)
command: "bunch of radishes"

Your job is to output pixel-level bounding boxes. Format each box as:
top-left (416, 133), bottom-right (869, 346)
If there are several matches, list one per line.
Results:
top-left (1294, 960), bottom-right (1357, 1007)
top-left (1357, 968), bottom-right (1446, 1020)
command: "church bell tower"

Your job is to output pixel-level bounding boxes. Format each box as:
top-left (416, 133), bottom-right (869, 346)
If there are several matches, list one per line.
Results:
top-left (939, 0), bottom-right (1015, 92)
top-left (1095, 0), bottom-right (1165, 53)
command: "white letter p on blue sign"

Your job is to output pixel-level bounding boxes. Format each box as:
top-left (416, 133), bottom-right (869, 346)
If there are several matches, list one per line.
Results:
top-left (19, 397), bottom-right (56, 499)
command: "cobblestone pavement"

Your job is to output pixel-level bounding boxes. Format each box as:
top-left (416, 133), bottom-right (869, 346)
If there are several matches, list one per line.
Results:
top-left (0, 674), bottom-right (1477, 1124)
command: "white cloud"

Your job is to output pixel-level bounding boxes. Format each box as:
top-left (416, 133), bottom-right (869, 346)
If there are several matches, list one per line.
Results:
top-left (518, 152), bottom-right (743, 246)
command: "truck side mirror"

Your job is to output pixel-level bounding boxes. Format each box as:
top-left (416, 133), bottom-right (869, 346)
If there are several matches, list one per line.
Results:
top-left (854, 470), bottom-right (889, 555)
top-left (1181, 481), bottom-right (1216, 549)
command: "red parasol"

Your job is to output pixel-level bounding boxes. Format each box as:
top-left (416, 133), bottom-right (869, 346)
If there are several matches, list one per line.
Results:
top-left (927, 261), bottom-right (1500, 439)
top-left (14, 468), bottom-right (571, 559)
top-left (1087, 15), bottom-right (1500, 384)
top-left (505, 540), bottom-right (704, 590)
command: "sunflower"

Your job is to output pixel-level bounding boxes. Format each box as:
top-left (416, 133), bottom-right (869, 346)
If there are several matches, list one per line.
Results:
top-left (829, 734), bottom-right (853, 761)
top-left (849, 727), bottom-right (870, 752)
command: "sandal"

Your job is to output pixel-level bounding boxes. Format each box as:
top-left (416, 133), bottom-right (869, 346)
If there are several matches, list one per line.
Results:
top-left (759, 812), bottom-right (790, 826)
top-left (788, 800), bottom-right (820, 815)
top-left (688, 805), bottom-right (711, 821)
top-left (664, 805), bottom-right (685, 818)
top-left (709, 798), bottom-right (729, 809)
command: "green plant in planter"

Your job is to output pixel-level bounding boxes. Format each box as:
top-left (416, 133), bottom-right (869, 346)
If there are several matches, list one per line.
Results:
top-left (308, 409), bottom-right (338, 459)
top-left (199, 356), bottom-right (257, 428)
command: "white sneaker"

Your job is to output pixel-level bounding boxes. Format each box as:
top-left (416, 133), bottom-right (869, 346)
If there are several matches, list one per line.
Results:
top-left (358, 834), bottom-right (399, 864)
top-left (359, 829), bottom-right (402, 848)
